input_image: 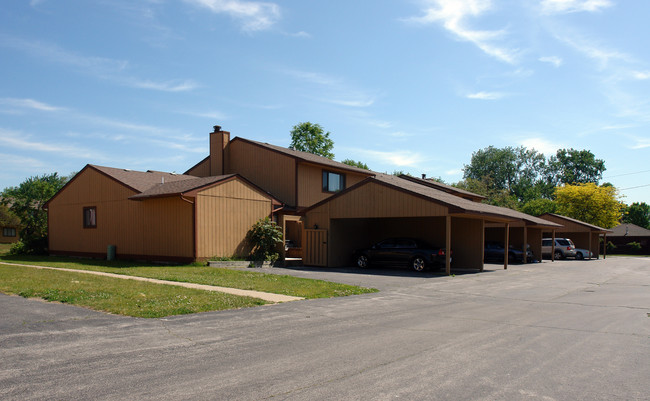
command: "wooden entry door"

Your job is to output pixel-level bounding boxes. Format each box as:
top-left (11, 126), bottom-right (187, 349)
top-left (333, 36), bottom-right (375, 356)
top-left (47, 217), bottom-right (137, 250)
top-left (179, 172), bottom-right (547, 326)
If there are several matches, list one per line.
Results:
top-left (304, 229), bottom-right (328, 266)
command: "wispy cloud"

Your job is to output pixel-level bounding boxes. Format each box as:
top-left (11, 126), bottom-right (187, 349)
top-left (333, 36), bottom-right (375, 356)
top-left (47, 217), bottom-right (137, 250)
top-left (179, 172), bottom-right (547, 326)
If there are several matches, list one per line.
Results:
top-left (0, 128), bottom-right (106, 160)
top-left (540, 0), bottom-right (613, 15)
top-left (0, 98), bottom-right (66, 112)
top-left (556, 34), bottom-right (630, 69)
top-left (282, 69), bottom-right (377, 108)
top-left (350, 148), bottom-right (426, 167)
top-left (466, 91), bottom-right (505, 100)
top-left (631, 71), bottom-right (650, 80)
top-left (405, 0), bottom-right (518, 64)
top-left (0, 35), bottom-right (197, 92)
top-left (185, 0), bottom-right (281, 32)
top-left (519, 137), bottom-right (559, 155)
top-left (539, 55), bottom-right (563, 67)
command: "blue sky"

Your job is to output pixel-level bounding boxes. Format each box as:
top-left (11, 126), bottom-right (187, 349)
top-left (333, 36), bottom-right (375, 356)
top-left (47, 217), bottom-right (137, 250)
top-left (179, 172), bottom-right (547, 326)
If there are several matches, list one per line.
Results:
top-left (1, 0), bottom-right (648, 204)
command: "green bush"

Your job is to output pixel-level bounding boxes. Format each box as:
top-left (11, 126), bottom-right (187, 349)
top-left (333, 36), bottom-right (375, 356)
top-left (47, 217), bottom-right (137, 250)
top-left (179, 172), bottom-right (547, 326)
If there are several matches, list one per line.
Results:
top-left (606, 241), bottom-right (616, 252)
top-left (627, 241), bottom-right (642, 251)
top-left (246, 217), bottom-right (283, 262)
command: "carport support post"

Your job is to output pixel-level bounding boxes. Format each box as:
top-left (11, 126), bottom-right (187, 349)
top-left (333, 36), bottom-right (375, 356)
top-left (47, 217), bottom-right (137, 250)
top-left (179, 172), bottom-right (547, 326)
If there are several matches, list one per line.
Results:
top-left (445, 215), bottom-right (451, 276)
top-left (523, 227), bottom-right (528, 264)
top-left (551, 230), bottom-right (556, 263)
top-left (603, 234), bottom-right (607, 259)
top-left (503, 223), bottom-right (510, 270)
top-left (588, 232), bottom-right (593, 260)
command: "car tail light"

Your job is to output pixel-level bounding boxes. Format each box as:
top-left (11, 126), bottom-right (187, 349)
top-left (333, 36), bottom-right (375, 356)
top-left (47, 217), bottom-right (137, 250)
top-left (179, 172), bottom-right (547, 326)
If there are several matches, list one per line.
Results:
top-left (437, 250), bottom-right (445, 256)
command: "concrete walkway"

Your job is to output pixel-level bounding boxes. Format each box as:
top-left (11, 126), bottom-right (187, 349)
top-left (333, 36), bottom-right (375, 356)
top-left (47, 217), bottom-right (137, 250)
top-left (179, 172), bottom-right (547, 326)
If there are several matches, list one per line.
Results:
top-left (0, 262), bottom-right (304, 303)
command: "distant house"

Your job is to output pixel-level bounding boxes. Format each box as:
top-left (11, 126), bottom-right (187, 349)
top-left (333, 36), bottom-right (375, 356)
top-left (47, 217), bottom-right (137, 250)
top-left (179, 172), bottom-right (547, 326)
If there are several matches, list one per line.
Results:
top-left (46, 126), bottom-right (562, 271)
top-left (607, 223), bottom-right (650, 254)
top-left (1, 225), bottom-right (19, 244)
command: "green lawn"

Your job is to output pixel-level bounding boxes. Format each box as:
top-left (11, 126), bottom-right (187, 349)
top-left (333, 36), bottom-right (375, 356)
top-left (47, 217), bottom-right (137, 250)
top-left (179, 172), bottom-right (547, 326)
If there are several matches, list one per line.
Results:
top-left (0, 255), bottom-right (378, 299)
top-left (0, 264), bottom-right (267, 318)
top-left (0, 243), bottom-right (12, 256)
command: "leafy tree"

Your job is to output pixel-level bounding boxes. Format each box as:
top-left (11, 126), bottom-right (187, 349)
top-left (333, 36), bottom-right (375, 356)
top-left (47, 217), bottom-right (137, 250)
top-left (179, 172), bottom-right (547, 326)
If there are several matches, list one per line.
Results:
top-left (554, 183), bottom-right (622, 228)
top-left (1, 173), bottom-right (69, 253)
top-left (342, 159), bottom-right (369, 170)
top-left (520, 198), bottom-right (557, 216)
top-left (246, 217), bottom-right (283, 262)
top-left (289, 122), bottom-right (335, 159)
top-left (454, 177), bottom-right (519, 209)
top-left (0, 204), bottom-right (20, 227)
top-left (622, 202), bottom-right (650, 229)
top-left (546, 149), bottom-right (605, 185)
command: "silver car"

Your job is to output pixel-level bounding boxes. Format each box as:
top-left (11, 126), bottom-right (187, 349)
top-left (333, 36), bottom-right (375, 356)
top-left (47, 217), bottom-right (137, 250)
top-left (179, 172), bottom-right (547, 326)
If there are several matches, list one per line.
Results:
top-left (542, 238), bottom-right (577, 260)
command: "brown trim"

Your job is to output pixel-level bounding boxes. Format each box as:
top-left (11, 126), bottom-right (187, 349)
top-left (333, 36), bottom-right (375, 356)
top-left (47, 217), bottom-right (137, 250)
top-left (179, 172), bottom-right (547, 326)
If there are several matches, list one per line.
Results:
top-left (49, 250), bottom-right (195, 263)
top-left (183, 155), bottom-right (210, 175)
top-left (294, 159), bottom-right (299, 207)
top-left (193, 199), bottom-right (197, 260)
top-left (83, 206), bottom-right (97, 229)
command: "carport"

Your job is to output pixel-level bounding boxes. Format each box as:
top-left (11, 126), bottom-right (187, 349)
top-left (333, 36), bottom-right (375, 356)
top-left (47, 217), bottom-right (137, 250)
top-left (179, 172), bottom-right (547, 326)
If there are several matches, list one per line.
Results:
top-left (537, 213), bottom-right (612, 259)
top-left (301, 174), bottom-right (561, 274)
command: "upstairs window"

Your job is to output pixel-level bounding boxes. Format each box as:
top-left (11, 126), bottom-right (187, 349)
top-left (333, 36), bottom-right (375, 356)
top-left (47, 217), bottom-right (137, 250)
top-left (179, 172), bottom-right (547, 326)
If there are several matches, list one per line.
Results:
top-left (83, 206), bottom-right (97, 228)
top-left (322, 170), bottom-right (345, 193)
top-left (3, 227), bottom-right (16, 237)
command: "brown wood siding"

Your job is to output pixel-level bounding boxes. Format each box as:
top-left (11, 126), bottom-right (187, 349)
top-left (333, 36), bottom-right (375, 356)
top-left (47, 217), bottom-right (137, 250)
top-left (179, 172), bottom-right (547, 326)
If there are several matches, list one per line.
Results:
top-left (195, 179), bottom-right (272, 259)
top-left (451, 218), bottom-right (483, 269)
top-left (527, 228), bottom-right (542, 261)
top-left (48, 168), bottom-right (194, 259)
top-left (186, 157), bottom-right (211, 177)
top-left (322, 181), bottom-right (448, 219)
top-left (226, 140), bottom-right (296, 206)
top-left (297, 163), bottom-right (369, 208)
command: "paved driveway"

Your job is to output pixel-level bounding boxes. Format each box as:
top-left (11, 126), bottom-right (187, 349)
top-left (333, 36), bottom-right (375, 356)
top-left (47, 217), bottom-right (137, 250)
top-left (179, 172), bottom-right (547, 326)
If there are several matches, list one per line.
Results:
top-left (1, 257), bottom-right (648, 400)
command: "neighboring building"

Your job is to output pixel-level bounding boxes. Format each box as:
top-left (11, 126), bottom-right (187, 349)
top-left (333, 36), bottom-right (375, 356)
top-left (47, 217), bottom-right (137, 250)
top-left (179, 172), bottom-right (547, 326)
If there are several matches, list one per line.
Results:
top-left (537, 213), bottom-right (612, 259)
top-left (1, 225), bottom-right (19, 244)
top-left (47, 125), bottom-right (563, 270)
top-left (608, 223), bottom-right (650, 254)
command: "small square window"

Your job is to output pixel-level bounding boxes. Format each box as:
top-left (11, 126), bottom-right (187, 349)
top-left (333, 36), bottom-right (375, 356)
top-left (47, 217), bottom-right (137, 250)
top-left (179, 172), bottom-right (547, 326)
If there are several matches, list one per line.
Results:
top-left (322, 170), bottom-right (345, 193)
top-left (83, 207), bottom-right (97, 228)
top-left (3, 227), bottom-right (16, 237)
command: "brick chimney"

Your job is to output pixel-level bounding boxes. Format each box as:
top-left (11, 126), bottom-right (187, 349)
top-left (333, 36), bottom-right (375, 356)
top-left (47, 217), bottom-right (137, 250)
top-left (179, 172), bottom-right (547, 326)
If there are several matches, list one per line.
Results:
top-left (210, 125), bottom-right (230, 176)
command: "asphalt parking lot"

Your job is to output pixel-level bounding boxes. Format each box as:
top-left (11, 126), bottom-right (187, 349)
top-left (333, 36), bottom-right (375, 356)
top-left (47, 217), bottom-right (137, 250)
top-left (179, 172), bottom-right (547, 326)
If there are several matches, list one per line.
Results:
top-left (1, 257), bottom-right (648, 400)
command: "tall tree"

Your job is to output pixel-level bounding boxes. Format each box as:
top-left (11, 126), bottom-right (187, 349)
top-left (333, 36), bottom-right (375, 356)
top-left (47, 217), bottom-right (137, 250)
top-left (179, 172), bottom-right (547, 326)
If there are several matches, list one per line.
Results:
top-left (0, 204), bottom-right (20, 227)
top-left (622, 202), bottom-right (650, 229)
top-left (554, 183), bottom-right (622, 228)
top-left (1, 173), bottom-right (69, 253)
top-left (342, 159), bottom-right (369, 170)
top-left (289, 122), bottom-right (335, 159)
top-left (546, 148), bottom-right (605, 185)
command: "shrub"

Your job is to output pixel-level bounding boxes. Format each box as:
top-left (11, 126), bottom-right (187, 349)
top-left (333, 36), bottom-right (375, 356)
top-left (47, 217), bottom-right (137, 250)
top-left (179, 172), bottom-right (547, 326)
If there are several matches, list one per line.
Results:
top-left (606, 241), bottom-right (616, 252)
top-left (246, 217), bottom-right (283, 262)
top-left (627, 241), bottom-right (642, 251)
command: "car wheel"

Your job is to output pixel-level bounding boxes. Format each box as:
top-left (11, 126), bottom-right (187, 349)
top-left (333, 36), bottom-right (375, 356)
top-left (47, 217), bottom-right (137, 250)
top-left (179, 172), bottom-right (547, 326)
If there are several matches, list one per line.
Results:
top-left (356, 255), bottom-right (369, 268)
top-left (411, 257), bottom-right (426, 272)
top-left (553, 250), bottom-right (563, 260)
top-left (576, 252), bottom-right (584, 260)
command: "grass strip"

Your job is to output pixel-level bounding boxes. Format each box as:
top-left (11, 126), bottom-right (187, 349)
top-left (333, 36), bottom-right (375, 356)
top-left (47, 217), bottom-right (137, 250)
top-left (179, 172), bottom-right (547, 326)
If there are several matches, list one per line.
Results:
top-left (0, 255), bottom-right (378, 298)
top-left (0, 264), bottom-right (267, 318)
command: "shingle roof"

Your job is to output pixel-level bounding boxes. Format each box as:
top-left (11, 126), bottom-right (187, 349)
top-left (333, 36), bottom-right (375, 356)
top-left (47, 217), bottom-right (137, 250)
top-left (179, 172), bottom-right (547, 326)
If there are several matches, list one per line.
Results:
top-left (91, 165), bottom-right (195, 193)
top-left (608, 223), bottom-right (650, 237)
top-left (234, 137), bottom-right (375, 176)
top-left (537, 213), bottom-right (612, 233)
top-left (130, 175), bottom-right (237, 199)
top-left (399, 174), bottom-right (486, 200)
top-left (306, 173), bottom-right (561, 227)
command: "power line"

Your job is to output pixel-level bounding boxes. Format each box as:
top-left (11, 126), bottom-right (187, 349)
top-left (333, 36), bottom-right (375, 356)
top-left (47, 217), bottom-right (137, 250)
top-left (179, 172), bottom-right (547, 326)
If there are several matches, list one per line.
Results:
top-left (603, 169), bottom-right (650, 178)
top-left (619, 183), bottom-right (650, 190)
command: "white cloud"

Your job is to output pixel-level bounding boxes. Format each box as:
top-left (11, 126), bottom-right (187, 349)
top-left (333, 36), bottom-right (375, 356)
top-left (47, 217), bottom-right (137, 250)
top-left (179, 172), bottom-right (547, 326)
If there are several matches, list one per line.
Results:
top-left (540, 0), bottom-right (613, 14)
top-left (0, 35), bottom-right (197, 92)
top-left (282, 69), bottom-right (377, 108)
top-left (405, 0), bottom-right (518, 64)
top-left (352, 149), bottom-right (426, 167)
top-left (0, 98), bottom-right (66, 112)
top-left (555, 34), bottom-right (629, 69)
top-left (519, 137), bottom-right (558, 155)
top-left (466, 91), bottom-right (505, 100)
top-left (185, 0), bottom-right (280, 31)
top-left (0, 128), bottom-right (105, 159)
top-left (631, 71), bottom-right (650, 80)
top-left (539, 56), bottom-right (563, 67)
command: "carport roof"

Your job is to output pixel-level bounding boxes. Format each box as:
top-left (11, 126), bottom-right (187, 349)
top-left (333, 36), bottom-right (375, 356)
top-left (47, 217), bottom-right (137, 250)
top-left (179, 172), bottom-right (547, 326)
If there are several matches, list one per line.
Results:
top-left (304, 173), bottom-right (562, 228)
top-left (537, 213), bottom-right (612, 233)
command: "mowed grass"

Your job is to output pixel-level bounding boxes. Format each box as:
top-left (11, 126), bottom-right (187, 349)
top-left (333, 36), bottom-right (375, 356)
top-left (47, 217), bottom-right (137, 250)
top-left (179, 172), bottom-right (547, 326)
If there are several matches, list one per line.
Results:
top-left (0, 264), bottom-right (267, 318)
top-left (0, 255), bottom-right (378, 298)
top-left (0, 243), bottom-right (12, 256)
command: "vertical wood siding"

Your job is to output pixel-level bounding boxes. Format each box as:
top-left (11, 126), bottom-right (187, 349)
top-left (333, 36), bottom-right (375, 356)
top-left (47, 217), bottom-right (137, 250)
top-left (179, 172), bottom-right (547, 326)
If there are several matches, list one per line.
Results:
top-left (195, 179), bottom-right (272, 259)
top-left (186, 158), bottom-right (210, 177)
top-left (451, 217), bottom-right (484, 269)
top-left (48, 168), bottom-right (194, 259)
top-left (227, 141), bottom-right (296, 206)
top-left (297, 163), bottom-right (370, 208)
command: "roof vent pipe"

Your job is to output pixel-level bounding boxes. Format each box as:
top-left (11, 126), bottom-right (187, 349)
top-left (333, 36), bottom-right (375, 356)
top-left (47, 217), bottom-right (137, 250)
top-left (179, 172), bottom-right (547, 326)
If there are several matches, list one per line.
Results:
top-left (213, 125), bottom-right (222, 133)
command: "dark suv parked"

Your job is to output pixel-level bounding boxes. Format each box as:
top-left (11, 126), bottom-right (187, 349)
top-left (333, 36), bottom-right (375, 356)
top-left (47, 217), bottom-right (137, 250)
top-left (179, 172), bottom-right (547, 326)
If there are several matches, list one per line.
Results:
top-left (353, 238), bottom-right (449, 272)
top-left (484, 242), bottom-right (534, 263)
